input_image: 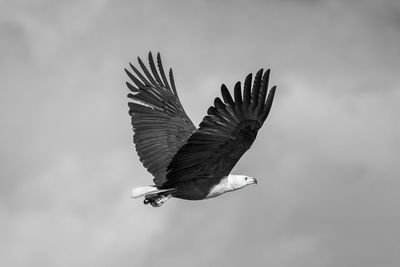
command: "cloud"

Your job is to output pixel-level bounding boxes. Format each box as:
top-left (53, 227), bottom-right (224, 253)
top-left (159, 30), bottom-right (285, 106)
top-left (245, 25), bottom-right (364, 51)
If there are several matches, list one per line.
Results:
top-left (1, 0), bottom-right (399, 266)
top-left (139, 81), bottom-right (400, 267)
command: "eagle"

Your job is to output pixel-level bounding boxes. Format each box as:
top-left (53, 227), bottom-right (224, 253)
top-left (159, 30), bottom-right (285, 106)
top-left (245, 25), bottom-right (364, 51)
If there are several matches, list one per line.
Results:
top-left (125, 52), bottom-right (276, 207)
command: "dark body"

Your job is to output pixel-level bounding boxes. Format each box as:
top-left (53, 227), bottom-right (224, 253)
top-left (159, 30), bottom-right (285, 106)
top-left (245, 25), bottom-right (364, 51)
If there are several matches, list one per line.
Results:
top-left (125, 52), bottom-right (276, 204)
top-left (166, 126), bottom-right (257, 200)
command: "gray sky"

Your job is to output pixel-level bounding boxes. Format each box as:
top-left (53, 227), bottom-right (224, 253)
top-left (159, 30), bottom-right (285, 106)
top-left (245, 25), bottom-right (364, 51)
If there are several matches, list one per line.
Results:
top-left (1, 0), bottom-right (399, 266)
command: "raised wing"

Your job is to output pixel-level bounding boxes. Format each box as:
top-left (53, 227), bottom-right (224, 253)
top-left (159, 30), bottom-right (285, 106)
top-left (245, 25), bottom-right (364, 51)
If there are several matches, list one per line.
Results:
top-left (125, 52), bottom-right (196, 186)
top-left (162, 69), bottom-right (276, 188)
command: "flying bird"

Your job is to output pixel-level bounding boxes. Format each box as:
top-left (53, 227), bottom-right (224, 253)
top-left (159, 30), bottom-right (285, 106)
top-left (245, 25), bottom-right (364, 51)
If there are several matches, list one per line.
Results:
top-left (125, 52), bottom-right (276, 207)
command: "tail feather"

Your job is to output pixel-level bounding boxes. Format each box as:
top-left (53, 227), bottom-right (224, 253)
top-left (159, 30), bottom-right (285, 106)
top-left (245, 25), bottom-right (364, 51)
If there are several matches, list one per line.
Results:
top-left (131, 186), bottom-right (175, 199)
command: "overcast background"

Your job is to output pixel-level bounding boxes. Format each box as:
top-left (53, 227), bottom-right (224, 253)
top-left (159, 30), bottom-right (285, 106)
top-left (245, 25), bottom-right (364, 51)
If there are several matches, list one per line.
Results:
top-left (1, 0), bottom-right (399, 266)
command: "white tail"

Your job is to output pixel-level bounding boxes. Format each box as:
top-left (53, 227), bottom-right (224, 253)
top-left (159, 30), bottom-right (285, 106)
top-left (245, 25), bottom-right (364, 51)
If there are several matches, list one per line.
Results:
top-left (131, 186), bottom-right (175, 199)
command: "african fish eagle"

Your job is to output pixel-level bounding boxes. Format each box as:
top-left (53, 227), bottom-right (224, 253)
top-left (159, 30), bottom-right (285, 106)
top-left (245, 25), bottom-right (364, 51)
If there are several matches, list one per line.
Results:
top-left (125, 52), bottom-right (276, 207)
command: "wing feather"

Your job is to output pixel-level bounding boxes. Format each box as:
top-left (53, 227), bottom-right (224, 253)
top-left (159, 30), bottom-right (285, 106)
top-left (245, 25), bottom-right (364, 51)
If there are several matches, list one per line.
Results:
top-left (138, 56), bottom-right (158, 85)
top-left (251, 69), bottom-right (263, 107)
top-left (169, 68), bottom-right (178, 96)
top-left (243, 73), bottom-right (252, 108)
top-left (258, 69), bottom-right (270, 108)
top-left (148, 52), bottom-right (164, 86)
top-left (129, 63), bottom-right (152, 86)
top-left (157, 53), bottom-right (171, 90)
top-left (162, 69), bottom-right (276, 187)
top-left (221, 84), bottom-right (235, 107)
top-left (125, 52), bottom-right (196, 186)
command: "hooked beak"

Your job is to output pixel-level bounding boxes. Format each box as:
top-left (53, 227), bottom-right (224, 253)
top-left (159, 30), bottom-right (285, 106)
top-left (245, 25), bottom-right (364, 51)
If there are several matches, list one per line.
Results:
top-left (249, 177), bottom-right (257, 185)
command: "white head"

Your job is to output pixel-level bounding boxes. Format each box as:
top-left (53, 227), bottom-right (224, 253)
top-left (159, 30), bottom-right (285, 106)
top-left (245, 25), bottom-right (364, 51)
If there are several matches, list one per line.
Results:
top-left (227, 174), bottom-right (257, 191)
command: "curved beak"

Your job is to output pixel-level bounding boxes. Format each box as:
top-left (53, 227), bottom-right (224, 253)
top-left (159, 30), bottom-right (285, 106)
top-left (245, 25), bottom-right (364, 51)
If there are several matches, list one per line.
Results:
top-left (250, 177), bottom-right (257, 184)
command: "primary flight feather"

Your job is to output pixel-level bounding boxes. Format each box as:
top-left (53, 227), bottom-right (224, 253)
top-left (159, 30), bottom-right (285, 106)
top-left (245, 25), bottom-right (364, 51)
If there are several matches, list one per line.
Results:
top-left (125, 52), bottom-right (276, 207)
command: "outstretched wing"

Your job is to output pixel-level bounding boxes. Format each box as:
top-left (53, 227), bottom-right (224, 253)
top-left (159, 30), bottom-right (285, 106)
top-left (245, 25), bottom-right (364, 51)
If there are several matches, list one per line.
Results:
top-left (125, 52), bottom-right (196, 186)
top-left (163, 69), bottom-right (276, 187)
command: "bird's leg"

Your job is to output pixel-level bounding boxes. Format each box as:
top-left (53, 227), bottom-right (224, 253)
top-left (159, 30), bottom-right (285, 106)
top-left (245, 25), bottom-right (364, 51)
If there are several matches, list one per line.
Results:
top-left (143, 193), bottom-right (171, 207)
top-left (145, 194), bottom-right (171, 207)
top-left (155, 194), bottom-right (171, 206)
top-left (144, 194), bottom-right (157, 205)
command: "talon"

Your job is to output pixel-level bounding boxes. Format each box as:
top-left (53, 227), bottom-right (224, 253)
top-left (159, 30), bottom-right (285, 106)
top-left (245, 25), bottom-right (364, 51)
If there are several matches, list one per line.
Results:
top-left (144, 194), bottom-right (171, 207)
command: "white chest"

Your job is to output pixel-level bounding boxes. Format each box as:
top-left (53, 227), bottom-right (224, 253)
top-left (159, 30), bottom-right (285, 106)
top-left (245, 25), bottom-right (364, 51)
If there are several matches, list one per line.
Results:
top-left (205, 178), bottom-right (232, 199)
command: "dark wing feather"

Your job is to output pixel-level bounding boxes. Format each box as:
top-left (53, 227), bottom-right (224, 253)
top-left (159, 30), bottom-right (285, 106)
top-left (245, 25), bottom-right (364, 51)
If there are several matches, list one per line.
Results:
top-left (162, 69), bottom-right (276, 187)
top-left (125, 52), bottom-right (196, 186)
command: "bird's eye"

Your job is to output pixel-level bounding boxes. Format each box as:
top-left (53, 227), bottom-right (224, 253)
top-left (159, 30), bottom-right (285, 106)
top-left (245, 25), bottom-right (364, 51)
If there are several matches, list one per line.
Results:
top-left (245, 177), bottom-right (248, 180)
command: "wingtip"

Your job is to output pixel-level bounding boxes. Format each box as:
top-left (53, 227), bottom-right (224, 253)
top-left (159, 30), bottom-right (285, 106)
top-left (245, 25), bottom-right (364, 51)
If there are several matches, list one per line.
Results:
top-left (156, 52), bottom-right (161, 64)
top-left (137, 56), bottom-right (144, 65)
top-left (245, 72), bottom-right (253, 81)
top-left (260, 68), bottom-right (271, 92)
top-left (148, 51), bottom-right (154, 62)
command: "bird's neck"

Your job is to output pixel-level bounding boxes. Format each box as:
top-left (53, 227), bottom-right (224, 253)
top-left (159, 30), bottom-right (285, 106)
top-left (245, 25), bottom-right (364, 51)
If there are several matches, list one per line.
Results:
top-left (205, 176), bottom-right (233, 199)
top-left (227, 174), bottom-right (245, 190)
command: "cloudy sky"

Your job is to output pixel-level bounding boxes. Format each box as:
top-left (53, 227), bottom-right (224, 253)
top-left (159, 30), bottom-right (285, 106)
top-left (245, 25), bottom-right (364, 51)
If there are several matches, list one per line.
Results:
top-left (1, 0), bottom-right (399, 266)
